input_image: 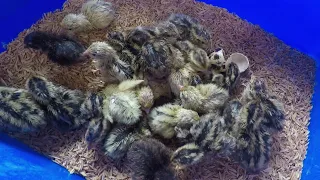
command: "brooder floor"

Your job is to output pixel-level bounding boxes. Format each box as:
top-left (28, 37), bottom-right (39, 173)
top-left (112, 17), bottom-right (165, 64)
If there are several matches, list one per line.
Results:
top-left (0, 0), bottom-right (316, 179)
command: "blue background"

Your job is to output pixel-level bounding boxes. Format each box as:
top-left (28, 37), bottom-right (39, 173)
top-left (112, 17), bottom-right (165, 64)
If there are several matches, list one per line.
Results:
top-left (0, 0), bottom-right (319, 179)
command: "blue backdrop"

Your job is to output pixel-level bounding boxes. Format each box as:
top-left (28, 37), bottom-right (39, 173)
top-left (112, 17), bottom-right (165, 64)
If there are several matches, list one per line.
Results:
top-left (0, 0), bottom-right (319, 179)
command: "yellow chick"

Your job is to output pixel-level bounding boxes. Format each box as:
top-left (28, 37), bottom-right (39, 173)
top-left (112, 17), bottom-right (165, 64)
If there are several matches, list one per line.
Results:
top-left (61, 0), bottom-right (115, 33)
top-left (148, 103), bottom-right (200, 139)
top-left (180, 83), bottom-right (229, 114)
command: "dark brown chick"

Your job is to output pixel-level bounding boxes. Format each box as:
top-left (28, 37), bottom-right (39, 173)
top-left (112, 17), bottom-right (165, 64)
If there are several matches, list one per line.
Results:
top-left (26, 76), bottom-right (87, 131)
top-left (24, 31), bottom-right (87, 65)
top-left (104, 121), bottom-right (151, 162)
top-left (126, 26), bottom-right (157, 55)
top-left (127, 138), bottom-right (177, 180)
top-left (0, 86), bottom-right (47, 133)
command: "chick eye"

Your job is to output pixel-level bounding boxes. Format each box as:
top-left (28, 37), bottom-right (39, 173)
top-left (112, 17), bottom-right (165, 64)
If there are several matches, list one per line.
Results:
top-left (92, 52), bottom-right (97, 56)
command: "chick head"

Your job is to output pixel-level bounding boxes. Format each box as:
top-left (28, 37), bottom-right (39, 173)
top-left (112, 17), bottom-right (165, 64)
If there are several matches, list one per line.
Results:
top-left (106, 31), bottom-right (125, 51)
top-left (242, 76), bottom-right (268, 101)
top-left (85, 117), bottom-right (110, 149)
top-left (24, 31), bottom-right (49, 50)
top-left (137, 86), bottom-right (154, 113)
top-left (83, 41), bottom-right (117, 62)
top-left (156, 21), bottom-right (181, 43)
top-left (61, 14), bottom-right (93, 33)
top-left (167, 13), bottom-right (195, 39)
top-left (171, 143), bottom-right (204, 169)
top-left (209, 48), bottom-right (226, 73)
top-left (188, 48), bottom-right (210, 72)
top-left (141, 40), bottom-right (171, 79)
top-left (126, 26), bottom-right (154, 52)
top-left (26, 76), bottom-right (56, 105)
top-left (189, 26), bottom-right (211, 48)
top-left (175, 109), bottom-right (200, 140)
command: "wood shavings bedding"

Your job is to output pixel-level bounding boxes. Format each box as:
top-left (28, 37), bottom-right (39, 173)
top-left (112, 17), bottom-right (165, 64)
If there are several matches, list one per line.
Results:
top-left (0, 0), bottom-right (315, 179)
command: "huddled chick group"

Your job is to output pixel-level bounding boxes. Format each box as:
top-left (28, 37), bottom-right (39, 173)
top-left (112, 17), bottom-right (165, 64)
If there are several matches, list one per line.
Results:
top-left (1, 1), bottom-right (286, 179)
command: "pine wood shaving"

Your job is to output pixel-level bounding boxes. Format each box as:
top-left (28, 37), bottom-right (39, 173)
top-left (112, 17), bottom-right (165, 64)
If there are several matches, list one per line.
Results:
top-left (0, 0), bottom-right (315, 179)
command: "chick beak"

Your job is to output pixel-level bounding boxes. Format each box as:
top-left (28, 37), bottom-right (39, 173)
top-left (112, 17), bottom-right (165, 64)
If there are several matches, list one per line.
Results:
top-left (82, 50), bottom-right (91, 58)
top-left (178, 85), bottom-right (185, 91)
top-left (144, 108), bottom-right (150, 114)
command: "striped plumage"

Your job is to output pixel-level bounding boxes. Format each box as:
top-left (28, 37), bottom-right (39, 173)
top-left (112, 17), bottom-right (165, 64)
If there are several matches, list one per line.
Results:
top-left (26, 76), bottom-right (87, 131)
top-left (0, 87), bottom-right (47, 132)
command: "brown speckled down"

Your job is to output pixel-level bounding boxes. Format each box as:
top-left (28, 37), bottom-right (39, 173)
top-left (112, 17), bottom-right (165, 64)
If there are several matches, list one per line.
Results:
top-left (0, 0), bottom-right (315, 179)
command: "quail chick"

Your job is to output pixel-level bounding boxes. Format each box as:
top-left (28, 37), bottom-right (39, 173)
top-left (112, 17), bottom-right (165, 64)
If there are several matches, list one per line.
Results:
top-left (83, 41), bottom-right (134, 82)
top-left (233, 104), bottom-right (272, 173)
top-left (187, 47), bottom-right (210, 73)
top-left (99, 80), bottom-right (153, 126)
top-left (0, 86), bottom-right (47, 133)
top-left (82, 93), bottom-right (112, 149)
top-left (167, 13), bottom-right (211, 48)
top-left (224, 62), bottom-right (241, 91)
top-left (107, 31), bottom-right (140, 76)
top-left (168, 66), bottom-right (202, 96)
top-left (140, 40), bottom-right (172, 80)
top-left (108, 91), bottom-right (142, 125)
top-left (104, 122), bottom-right (151, 162)
top-left (155, 21), bottom-right (181, 44)
top-left (234, 129), bottom-right (272, 174)
top-left (231, 99), bottom-right (274, 173)
top-left (127, 138), bottom-right (177, 180)
top-left (61, 0), bottom-right (115, 33)
top-left (180, 83), bottom-right (229, 114)
top-left (107, 31), bottom-right (126, 52)
top-left (171, 113), bottom-right (237, 168)
top-left (85, 117), bottom-right (112, 149)
top-left (26, 76), bottom-right (87, 131)
top-left (24, 31), bottom-right (87, 65)
top-left (148, 103), bottom-right (200, 139)
top-left (126, 26), bottom-right (157, 55)
top-left (61, 14), bottom-right (94, 34)
top-left (241, 77), bottom-right (285, 133)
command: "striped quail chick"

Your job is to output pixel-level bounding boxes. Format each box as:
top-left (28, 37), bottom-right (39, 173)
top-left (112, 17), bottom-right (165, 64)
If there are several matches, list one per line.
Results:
top-left (171, 113), bottom-right (237, 168)
top-left (0, 86), bottom-right (47, 133)
top-left (26, 76), bottom-right (87, 131)
top-left (104, 119), bottom-right (151, 162)
top-left (241, 77), bottom-right (285, 133)
top-left (167, 13), bottom-right (211, 48)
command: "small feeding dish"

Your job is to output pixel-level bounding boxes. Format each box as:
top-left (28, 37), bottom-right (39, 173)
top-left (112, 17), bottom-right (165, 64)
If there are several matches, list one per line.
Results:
top-left (226, 53), bottom-right (249, 73)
